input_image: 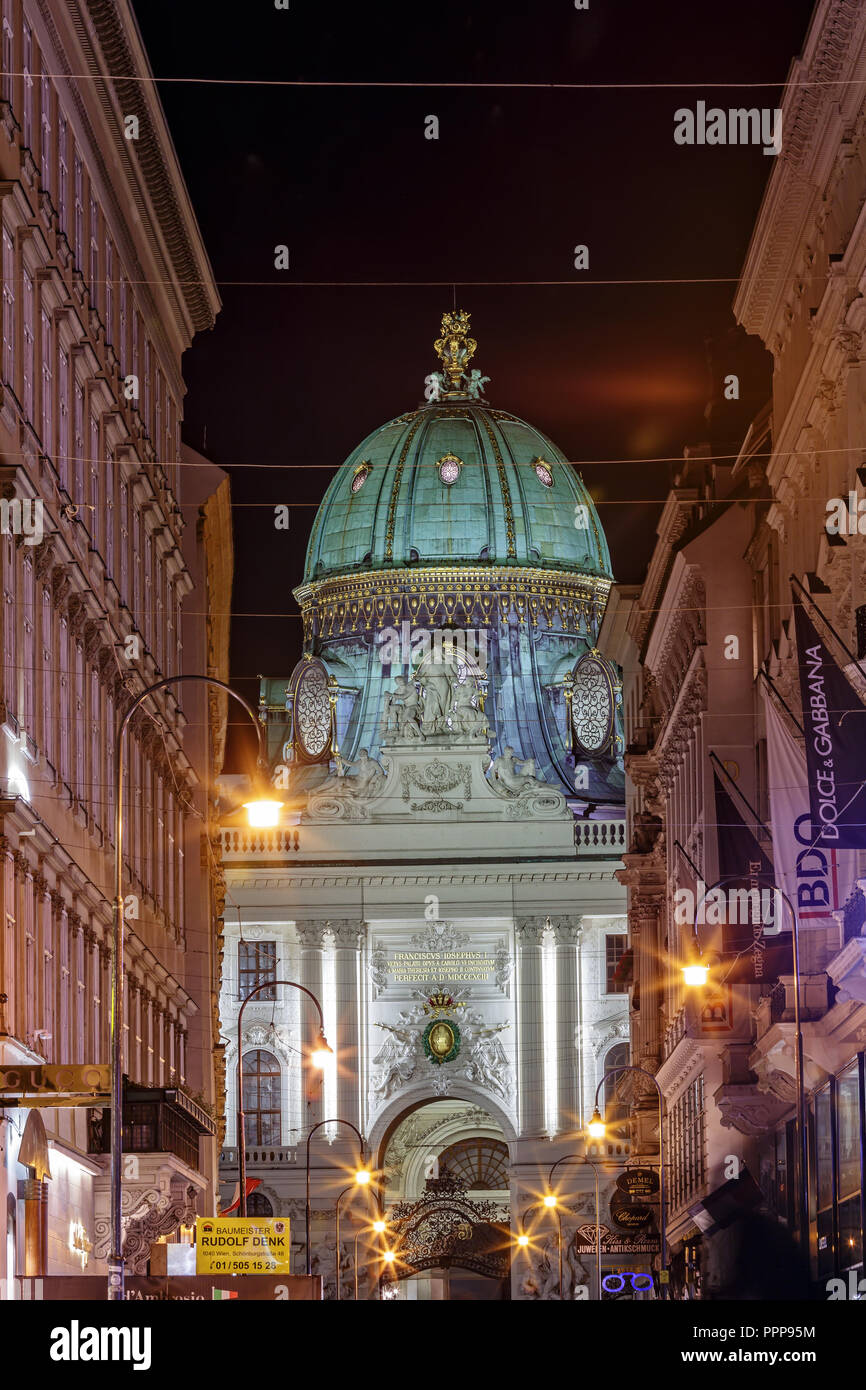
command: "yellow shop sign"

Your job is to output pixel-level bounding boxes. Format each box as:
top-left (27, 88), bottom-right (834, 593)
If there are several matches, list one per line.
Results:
top-left (196, 1217), bottom-right (291, 1275)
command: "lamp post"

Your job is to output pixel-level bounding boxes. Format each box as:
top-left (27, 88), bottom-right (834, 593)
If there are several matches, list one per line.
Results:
top-left (352, 1215), bottom-right (387, 1301)
top-left (687, 875), bottom-right (807, 1251)
top-left (335, 1180), bottom-right (378, 1300)
top-left (519, 1201), bottom-right (563, 1297)
top-left (237, 979), bottom-right (330, 1217)
top-left (305, 1118), bottom-right (368, 1275)
top-left (108, 673), bottom-right (281, 1302)
top-left (588, 1063), bottom-right (667, 1295)
top-left (546, 1154), bottom-right (605, 1301)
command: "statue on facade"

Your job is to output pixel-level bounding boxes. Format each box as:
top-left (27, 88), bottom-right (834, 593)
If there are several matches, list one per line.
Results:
top-left (381, 674), bottom-right (425, 741)
top-left (464, 1021), bottom-right (511, 1100)
top-left (371, 1015), bottom-right (419, 1099)
top-left (314, 748), bottom-right (385, 799)
top-left (489, 746), bottom-right (548, 796)
top-left (519, 1232), bottom-right (590, 1300)
top-left (465, 369), bottom-right (490, 400)
top-left (448, 677), bottom-right (489, 739)
top-left (418, 656), bottom-right (454, 735)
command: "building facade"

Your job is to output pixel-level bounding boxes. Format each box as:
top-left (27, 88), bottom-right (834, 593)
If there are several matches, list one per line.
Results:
top-left (602, 0), bottom-right (866, 1299)
top-left (0, 0), bottom-right (228, 1289)
top-left (217, 313), bottom-right (638, 1300)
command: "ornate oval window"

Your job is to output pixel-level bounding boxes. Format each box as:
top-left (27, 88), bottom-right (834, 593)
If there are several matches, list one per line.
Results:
top-left (294, 661), bottom-right (331, 760)
top-left (533, 457), bottom-right (554, 488)
top-left (437, 453), bottom-right (462, 486)
top-left (571, 653), bottom-right (614, 753)
top-left (350, 461), bottom-right (371, 494)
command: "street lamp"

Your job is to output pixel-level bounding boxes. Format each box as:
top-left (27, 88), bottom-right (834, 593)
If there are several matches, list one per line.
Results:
top-left (520, 1201), bottom-right (563, 1297)
top-left (688, 875), bottom-right (807, 1251)
top-left (108, 673), bottom-right (282, 1301)
top-left (335, 1179), bottom-right (378, 1301)
top-left (305, 1118), bottom-right (368, 1275)
top-left (547, 1154), bottom-right (605, 1301)
top-left (590, 1064), bottom-right (667, 1296)
top-left (353, 1216), bottom-right (389, 1301)
top-left (237, 979), bottom-right (330, 1218)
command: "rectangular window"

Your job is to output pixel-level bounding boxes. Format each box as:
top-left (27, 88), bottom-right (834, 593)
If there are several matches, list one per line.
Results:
top-left (58, 115), bottom-right (68, 226)
top-left (1, 4), bottom-right (12, 106)
top-left (40, 75), bottom-right (51, 192)
top-left (89, 196), bottom-right (98, 303)
top-left (73, 156), bottom-right (83, 265)
top-left (837, 1065), bottom-right (861, 1200)
top-left (119, 478), bottom-right (129, 603)
top-left (20, 555), bottom-right (34, 736)
top-left (41, 587), bottom-right (53, 769)
top-left (118, 274), bottom-right (127, 373)
top-left (669, 1074), bottom-right (706, 1212)
top-left (105, 446), bottom-right (114, 576)
top-left (40, 309), bottom-right (52, 451)
top-left (22, 22), bottom-right (32, 148)
top-left (105, 240), bottom-right (113, 346)
top-left (57, 347), bottom-right (69, 489)
top-left (605, 933), bottom-right (628, 993)
top-left (58, 616), bottom-right (69, 784)
top-left (22, 265), bottom-right (34, 418)
top-left (238, 941), bottom-right (277, 1002)
top-left (89, 414), bottom-right (99, 549)
top-left (73, 377), bottom-right (84, 502)
top-left (1, 225), bottom-right (14, 387)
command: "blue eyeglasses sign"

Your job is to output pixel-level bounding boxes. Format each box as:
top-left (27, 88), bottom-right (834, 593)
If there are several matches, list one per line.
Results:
top-left (602, 1272), bottom-right (654, 1293)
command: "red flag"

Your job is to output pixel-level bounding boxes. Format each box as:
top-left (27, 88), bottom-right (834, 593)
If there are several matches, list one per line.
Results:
top-left (220, 1178), bottom-right (262, 1215)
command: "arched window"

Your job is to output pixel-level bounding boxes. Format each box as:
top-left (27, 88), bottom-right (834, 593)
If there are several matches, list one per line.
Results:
top-left (247, 1191), bottom-right (274, 1217)
top-left (242, 1050), bottom-right (281, 1146)
top-left (603, 1043), bottom-right (629, 1126)
top-left (438, 1138), bottom-right (509, 1190)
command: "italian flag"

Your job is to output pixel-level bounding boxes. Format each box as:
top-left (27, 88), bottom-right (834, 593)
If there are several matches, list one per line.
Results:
top-left (212, 1289), bottom-right (238, 1300)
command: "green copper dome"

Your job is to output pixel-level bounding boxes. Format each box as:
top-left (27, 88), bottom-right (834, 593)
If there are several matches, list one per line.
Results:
top-left (303, 314), bottom-right (611, 584)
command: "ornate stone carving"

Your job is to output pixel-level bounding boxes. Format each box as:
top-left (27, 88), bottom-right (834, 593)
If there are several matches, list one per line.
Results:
top-left (294, 921), bottom-right (328, 949)
top-left (488, 746), bottom-right (549, 797)
top-left (328, 919), bottom-right (363, 948)
top-left (400, 758), bottom-right (471, 804)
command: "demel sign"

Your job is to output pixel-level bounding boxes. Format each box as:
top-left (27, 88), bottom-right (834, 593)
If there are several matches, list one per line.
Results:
top-left (196, 1217), bottom-right (292, 1276)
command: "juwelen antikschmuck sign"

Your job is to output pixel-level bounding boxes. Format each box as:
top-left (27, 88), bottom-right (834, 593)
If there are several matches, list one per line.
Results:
top-left (196, 1217), bottom-right (291, 1276)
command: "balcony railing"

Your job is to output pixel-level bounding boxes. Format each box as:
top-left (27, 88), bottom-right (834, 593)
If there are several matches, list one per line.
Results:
top-left (574, 819), bottom-right (626, 856)
top-left (221, 827), bottom-right (301, 860)
top-left (89, 1084), bottom-right (215, 1173)
top-left (221, 819), bottom-right (626, 860)
top-left (220, 1146), bottom-right (299, 1168)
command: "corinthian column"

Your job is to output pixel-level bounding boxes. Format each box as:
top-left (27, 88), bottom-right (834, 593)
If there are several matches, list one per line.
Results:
top-left (295, 921), bottom-right (328, 1129)
top-left (516, 919), bottom-right (546, 1137)
top-left (329, 920), bottom-right (364, 1134)
top-left (553, 918), bottom-right (582, 1135)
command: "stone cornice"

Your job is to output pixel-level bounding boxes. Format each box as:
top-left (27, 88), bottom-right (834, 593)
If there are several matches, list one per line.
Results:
top-left (734, 0), bottom-right (866, 342)
top-left (295, 563), bottom-right (611, 640)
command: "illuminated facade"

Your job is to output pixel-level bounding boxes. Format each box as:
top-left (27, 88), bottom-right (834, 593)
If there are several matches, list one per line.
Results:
top-left (0, 0), bottom-right (227, 1288)
top-left (218, 313), bottom-right (633, 1299)
top-left (602, 0), bottom-right (866, 1298)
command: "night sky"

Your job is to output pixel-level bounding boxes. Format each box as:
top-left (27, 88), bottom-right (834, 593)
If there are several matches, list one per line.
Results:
top-left (131, 0), bottom-right (816, 769)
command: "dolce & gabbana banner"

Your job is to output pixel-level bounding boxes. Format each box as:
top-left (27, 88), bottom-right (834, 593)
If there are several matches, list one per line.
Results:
top-left (792, 593), bottom-right (866, 849)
